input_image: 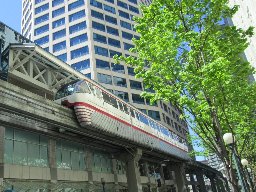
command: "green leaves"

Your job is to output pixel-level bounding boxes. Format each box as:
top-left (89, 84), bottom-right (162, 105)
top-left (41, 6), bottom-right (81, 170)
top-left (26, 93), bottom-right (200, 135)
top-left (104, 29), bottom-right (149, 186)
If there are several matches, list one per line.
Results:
top-left (116, 0), bottom-right (256, 178)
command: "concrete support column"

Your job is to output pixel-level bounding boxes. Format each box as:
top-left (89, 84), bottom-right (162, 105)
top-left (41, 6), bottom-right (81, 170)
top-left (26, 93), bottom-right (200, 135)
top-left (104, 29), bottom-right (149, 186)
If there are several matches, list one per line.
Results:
top-left (86, 150), bottom-right (94, 184)
top-left (195, 171), bottom-right (207, 192)
top-left (111, 158), bottom-right (119, 192)
top-left (125, 148), bottom-right (142, 192)
top-left (170, 163), bottom-right (187, 192)
top-left (159, 165), bottom-right (167, 192)
top-left (0, 126), bottom-right (5, 187)
top-left (48, 139), bottom-right (57, 182)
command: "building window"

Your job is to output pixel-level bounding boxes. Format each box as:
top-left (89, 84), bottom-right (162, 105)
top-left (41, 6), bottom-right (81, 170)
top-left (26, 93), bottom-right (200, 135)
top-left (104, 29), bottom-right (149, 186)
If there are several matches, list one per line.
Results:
top-left (35, 14), bottom-right (49, 25)
top-left (69, 10), bottom-right (86, 22)
top-left (35, 3), bottom-right (49, 14)
top-left (4, 128), bottom-right (48, 167)
top-left (106, 26), bottom-right (119, 36)
top-left (109, 50), bottom-right (122, 58)
top-left (69, 21), bottom-right (87, 34)
top-left (91, 10), bottom-right (104, 20)
top-left (52, 0), bottom-right (64, 7)
top-left (68, 0), bottom-right (84, 11)
top-left (95, 46), bottom-right (109, 57)
top-left (53, 29), bottom-right (66, 40)
top-left (34, 24), bottom-right (49, 36)
top-left (35, 35), bottom-right (49, 45)
top-left (132, 94), bottom-right (144, 104)
top-left (71, 59), bottom-right (90, 71)
top-left (129, 5), bottom-right (139, 14)
top-left (128, 0), bottom-right (137, 4)
top-left (92, 21), bottom-right (105, 32)
top-left (114, 90), bottom-right (129, 102)
top-left (117, 0), bottom-right (128, 9)
top-left (53, 41), bottom-right (66, 52)
top-left (118, 10), bottom-right (130, 20)
top-left (57, 53), bottom-right (67, 62)
top-left (111, 63), bottom-right (124, 74)
top-left (35, 0), bottom-right (45, 4)
top-left (148, 110), bottom-right (160, 121)
top-left (105, 15), bottom-right (117, 24)
top-left (120, 20), bottom-right (132, 30)
top-left (124, 42), bottom-right (134, 50)
top-left (108, 38), bottom-right (121, 48)
top-left (97, 73), bottom-right (112, 84)
top-left (134, 35), bottom-right (140, 40)
top-left (90, 0), bottom-right (103, 9)
top-left (52, 7), bottom-right (65, 18)
top-left (103, 4), bottom-right (116, 14)
top-left (139, 109), bottom-right (147, 114)
top-left (93, 152), bottom-right (112, 173)
top-left (85, 73), bottom-right (91, 79)
top-left (130, 80), bottom-right (142, 90)
top-left (113, 76), bottom-right (127, 87)
top-left (71, 46), bottom-right (89, 59)
top-left (93, 33), bottom-right (107, 44)
top-left (146, 99), bottom-right (157, 106)
top-left (56, 140), bottom-right (86, 170)
top-left (70, 34), bottom-right (88, 46)
top-left (52, 18), bottom-right (65, 29)
top-left (122, 31), bottom-right (133, 40)
top-left (128, 67), bottom-right (135, 76)
top-left (166, 116), bottom-right (171, 125)
top-left (96, 59), bottom-right (110, 70)
top-left (105, 0), bottom-right (114, 3)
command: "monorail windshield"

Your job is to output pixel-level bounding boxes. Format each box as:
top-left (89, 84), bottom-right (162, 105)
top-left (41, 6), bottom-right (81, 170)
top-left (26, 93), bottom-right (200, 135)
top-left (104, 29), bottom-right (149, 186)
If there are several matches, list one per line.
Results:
top-left (55, 79), bottom-right (188, 147)
top-left (55, 80), bottom-right (80, 100)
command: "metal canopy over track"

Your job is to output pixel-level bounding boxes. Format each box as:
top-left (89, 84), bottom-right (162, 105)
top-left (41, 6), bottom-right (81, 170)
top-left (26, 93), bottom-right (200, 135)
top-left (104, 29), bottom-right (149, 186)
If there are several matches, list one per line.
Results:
top-left (2, 43), bottom-right (85, 96)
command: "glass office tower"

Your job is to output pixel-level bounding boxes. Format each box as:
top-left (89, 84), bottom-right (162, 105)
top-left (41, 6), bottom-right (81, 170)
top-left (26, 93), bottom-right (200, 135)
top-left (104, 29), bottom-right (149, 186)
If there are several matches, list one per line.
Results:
top-left (21, 0), bottom-right (188, 140)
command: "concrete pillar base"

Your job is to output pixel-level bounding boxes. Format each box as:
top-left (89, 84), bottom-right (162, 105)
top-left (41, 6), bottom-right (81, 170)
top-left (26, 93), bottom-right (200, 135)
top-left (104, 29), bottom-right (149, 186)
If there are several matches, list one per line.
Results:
top-left (125, 148), bottom-right (143, 192)
top-left (170, 163), bottom-right (187, 192)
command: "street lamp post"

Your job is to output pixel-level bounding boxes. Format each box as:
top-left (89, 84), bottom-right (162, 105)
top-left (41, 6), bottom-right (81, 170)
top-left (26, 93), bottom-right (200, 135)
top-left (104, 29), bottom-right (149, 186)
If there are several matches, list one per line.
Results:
top-left (223, 133), bottom-right (249, 192)
top-left (247, 168), bottom-right (255, 192)
top-left (241, 159), bottom-right (255, 192)
top-left (241, 159), bottom-right (252, 191)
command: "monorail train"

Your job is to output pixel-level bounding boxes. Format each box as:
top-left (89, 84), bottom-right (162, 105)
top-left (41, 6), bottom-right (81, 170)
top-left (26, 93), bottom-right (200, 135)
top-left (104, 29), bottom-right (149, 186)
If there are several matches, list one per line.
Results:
top-left (55, 78), bottom-right (189, 159)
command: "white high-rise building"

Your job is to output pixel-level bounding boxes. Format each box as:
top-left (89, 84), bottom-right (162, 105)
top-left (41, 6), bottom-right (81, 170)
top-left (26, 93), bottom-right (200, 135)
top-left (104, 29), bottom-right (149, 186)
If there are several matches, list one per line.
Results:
top-left (228, 0), bottom-right (256, 80)
top-left (21, 0), bottom-right (188, 140)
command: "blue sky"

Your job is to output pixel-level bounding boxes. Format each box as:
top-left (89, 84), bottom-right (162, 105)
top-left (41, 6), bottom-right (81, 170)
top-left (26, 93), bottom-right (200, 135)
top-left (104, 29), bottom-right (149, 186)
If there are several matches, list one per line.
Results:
top-left (0, 0), bottom-right (22, 32)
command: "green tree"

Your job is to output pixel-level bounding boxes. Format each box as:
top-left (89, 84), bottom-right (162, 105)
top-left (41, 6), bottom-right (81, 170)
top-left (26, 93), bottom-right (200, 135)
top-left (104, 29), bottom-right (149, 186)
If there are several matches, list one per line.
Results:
top-left (116, 0), bottom-right (256, 191)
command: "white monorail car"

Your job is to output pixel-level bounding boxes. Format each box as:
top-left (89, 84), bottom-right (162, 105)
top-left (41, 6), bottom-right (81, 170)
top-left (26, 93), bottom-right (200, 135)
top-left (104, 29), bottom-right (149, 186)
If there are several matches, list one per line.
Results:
top-left (55, 79), bottom-right (189, 159)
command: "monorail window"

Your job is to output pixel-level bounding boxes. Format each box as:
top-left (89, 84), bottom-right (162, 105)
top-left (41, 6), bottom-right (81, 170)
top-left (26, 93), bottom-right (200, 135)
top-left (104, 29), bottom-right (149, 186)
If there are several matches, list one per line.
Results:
top-left (76, 81), bottom-right (91, 93)
top-left (123, 104), bottom-right (130, 115)
top-left (55, 81), bottom-right (78, 99)
top-left (87, 82), bottom-right (95, 94)
top-left (95, 87), bottom-right (102, 98)
top-left (138, 113), bottom-right (149, 125)
top-left (130, 108), bottom-right (135, 118)
top-left (161, 127), bottom-right (170, 136)
top-left (148, 120), bottom-right (155, 129)
top-left (118, 101), bottom-right (124, 111)
top-left (102, 92), bottom-right (118, 108)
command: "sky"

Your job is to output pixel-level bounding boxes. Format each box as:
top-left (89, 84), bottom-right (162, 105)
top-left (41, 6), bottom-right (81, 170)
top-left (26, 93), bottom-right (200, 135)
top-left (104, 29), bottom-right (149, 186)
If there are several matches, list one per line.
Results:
top-left (0, 0), bottom-right (22, 32)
